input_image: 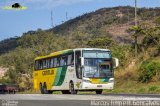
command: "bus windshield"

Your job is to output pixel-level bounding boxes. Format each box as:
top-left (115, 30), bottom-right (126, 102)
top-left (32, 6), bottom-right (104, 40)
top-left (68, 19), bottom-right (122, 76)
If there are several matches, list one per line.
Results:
top-left (83, 50), bottom-right (113, 78)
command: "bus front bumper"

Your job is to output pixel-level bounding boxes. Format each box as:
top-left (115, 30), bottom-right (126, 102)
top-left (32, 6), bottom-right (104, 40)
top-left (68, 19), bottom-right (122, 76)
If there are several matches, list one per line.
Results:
top-left (81, 82), bottom-right (114, 90)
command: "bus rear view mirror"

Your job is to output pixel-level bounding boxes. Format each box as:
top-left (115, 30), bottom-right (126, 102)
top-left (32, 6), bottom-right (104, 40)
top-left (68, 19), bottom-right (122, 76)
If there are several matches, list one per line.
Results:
top-left (81, 57), bottom-right (84, 67)
top-left (113, 58), bottom-right (119, 69)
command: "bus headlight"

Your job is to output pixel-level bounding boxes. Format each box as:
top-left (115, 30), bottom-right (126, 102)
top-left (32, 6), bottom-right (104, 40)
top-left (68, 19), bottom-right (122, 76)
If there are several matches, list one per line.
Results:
top-left (109, 78), bottom-right (114, 83)
top-left (83, 79), bottom-right (91, 83)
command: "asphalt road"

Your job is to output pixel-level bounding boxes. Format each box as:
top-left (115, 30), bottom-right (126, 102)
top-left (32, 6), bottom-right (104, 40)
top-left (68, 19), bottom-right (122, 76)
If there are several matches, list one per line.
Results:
top-left (0, 94), bottom-right (160, 106)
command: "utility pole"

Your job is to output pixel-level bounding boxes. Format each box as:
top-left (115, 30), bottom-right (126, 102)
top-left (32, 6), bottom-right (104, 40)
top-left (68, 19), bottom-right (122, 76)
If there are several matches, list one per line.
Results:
top-left (127, 8), bottom-right (129, 25)
top-left (134, 0), bottom-right (138, 56)
top-left (51, 10), bottom-right (54, 28)
top-left (66, 12), bottom-right (68, 20)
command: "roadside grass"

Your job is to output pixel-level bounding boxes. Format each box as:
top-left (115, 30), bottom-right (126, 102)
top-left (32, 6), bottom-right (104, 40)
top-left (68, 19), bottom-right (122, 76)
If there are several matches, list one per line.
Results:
top-left (18, 89), bottom-right (38, 94)
top-left (18, 89), bottom-right (62, 94)
top-left (78, 91), bottom-right (96, 95)
top-left (53, 91), bottom-right (62, 94)
top-left (103, 79), bottom-right (160, 94)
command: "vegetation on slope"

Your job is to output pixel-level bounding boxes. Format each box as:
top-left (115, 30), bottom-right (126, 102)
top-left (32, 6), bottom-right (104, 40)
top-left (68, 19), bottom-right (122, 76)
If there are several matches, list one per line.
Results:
top-left (0, 6), bottom-right (160, 93)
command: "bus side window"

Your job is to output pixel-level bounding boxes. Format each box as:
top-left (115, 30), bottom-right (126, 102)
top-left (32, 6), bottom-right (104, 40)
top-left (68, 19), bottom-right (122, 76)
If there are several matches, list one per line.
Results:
top-left (60, 56), bottom-right (65, 66)
top-left (67, 55), bottom-right (70, 65)
top-left (51, 58), bottom-right (54, 68)
top-left (53, 58), bottom-right (57, 67)
top-left (49, 59), bottom-right (51, 68)
top-left (61, 55), bottom-right (67, 66)
top-left (64, 56), bottom-right (67, 65)
top-left (43, 59), bottom-right (47, 69)
top-left (67, 54), bottom-right (74, 65)
top-left (46, 59), bottom-right (50, 68)
top-left (39, 60), bottom-right (43, 70)
top-left (57, 57), bottom-right (60, 67)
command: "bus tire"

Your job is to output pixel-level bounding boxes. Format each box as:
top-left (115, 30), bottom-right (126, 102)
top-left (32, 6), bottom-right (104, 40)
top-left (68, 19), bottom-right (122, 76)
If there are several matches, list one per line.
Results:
top-left (69, 82), bottom-right (77, 94)
top-left (43, 82), bottom-right (48, 94)
top-left (95, 90), bottom-right (103, 94)
top-left (13, 90), bottom-right (16, 94)
top-left (40, 83), bottom-right (44, 94)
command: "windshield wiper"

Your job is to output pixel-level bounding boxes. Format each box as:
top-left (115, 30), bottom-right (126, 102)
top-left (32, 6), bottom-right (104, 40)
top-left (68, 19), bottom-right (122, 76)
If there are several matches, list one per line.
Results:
top-left (101, 70), bottom-right (108, 77)
top-left (92, 62), bottom-right (100, 78)
top-left (92, 70), bottom-right (98, 78)
top-left (99, 64), bottom-right (109, 77)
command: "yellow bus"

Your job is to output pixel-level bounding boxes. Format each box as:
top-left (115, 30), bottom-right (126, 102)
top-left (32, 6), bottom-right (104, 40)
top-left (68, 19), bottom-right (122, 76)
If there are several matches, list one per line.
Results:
top-left (33, 48), bottom-right (119, 94)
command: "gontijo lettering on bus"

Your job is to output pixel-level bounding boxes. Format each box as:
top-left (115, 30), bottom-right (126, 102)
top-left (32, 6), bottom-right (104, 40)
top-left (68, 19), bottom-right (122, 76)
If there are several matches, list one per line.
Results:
top-left (42, 70), bottom-right (54, 76)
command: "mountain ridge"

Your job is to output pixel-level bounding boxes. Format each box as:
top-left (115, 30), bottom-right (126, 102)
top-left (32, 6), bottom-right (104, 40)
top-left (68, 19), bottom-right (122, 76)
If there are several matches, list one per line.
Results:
top-left (0, 6), bottom-right (160, 54)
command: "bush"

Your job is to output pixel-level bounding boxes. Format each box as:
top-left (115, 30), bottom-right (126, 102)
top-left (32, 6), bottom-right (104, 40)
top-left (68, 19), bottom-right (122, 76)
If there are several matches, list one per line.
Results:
top-left (138, 60), bottom-right (160, 82)
top-left (111, 45), bottom-right (131, 67)
top-left (148, 86), bottom-right (159, 92)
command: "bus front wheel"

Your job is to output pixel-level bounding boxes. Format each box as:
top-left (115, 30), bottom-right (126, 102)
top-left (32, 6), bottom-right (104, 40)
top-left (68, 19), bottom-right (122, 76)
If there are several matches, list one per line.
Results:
top-left (69, 82), bottom-right (77, 94)
top-left (95, 90), bottom-right (103, 94)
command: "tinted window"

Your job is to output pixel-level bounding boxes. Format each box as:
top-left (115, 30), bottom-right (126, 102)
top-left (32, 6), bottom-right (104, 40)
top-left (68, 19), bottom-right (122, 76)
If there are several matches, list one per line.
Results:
top-left (34, 53), bottom-right (74, 70)
top-left (51, 58), bottom-right (54, 68)
top-left (67, 54), bottom-right (73, 65)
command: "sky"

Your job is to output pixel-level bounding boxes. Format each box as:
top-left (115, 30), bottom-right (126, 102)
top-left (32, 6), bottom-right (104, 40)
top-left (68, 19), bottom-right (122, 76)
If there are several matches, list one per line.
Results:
top-left (0, 0), bottom-right (160, 41)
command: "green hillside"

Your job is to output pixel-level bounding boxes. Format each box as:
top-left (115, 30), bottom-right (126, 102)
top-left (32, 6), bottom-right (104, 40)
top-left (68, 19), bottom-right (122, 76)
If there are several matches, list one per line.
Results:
top-left (0, 6), bottom-right (160, 93)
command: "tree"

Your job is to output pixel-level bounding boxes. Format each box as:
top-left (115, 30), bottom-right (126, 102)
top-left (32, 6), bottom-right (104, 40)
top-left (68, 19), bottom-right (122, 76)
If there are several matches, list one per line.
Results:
top-left (87, 37), bottom-right (114, 48)
top-left (142, 26), bottom-right (160, 48)
top-left (128, 25), bottom-right (144, 54)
